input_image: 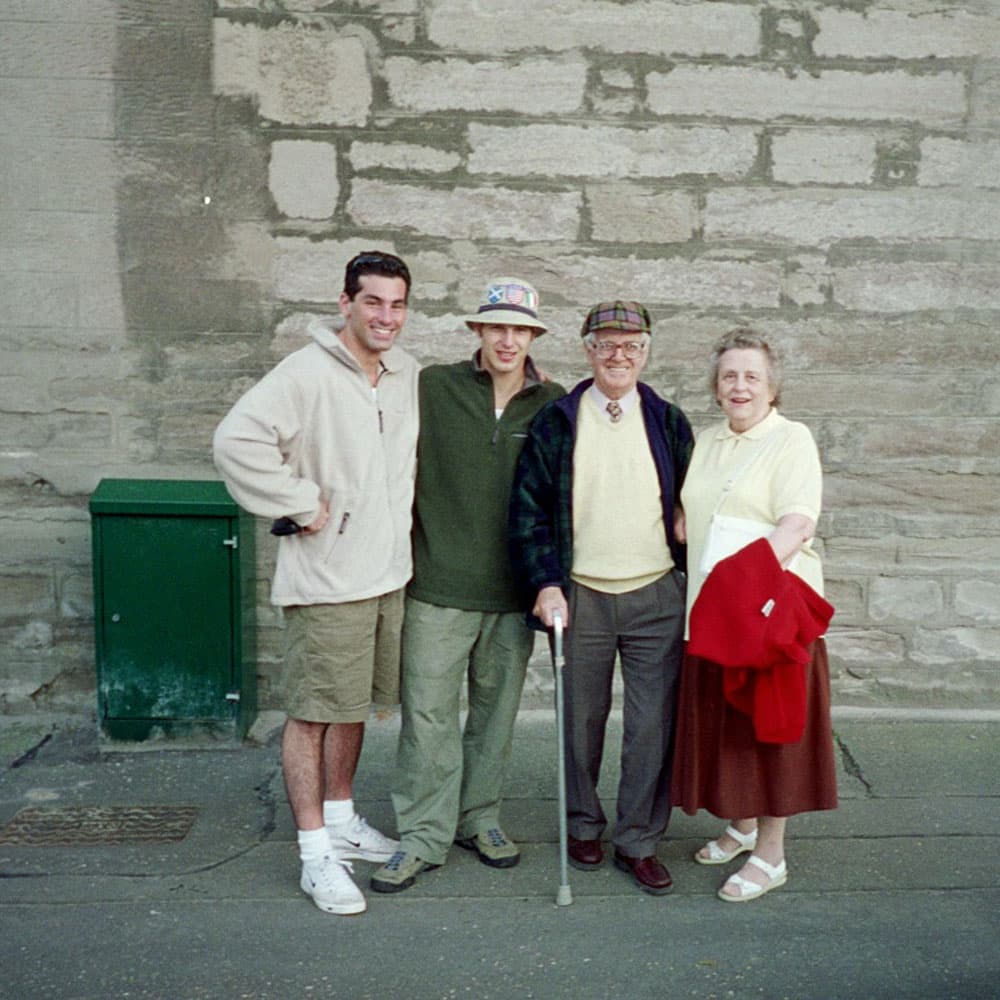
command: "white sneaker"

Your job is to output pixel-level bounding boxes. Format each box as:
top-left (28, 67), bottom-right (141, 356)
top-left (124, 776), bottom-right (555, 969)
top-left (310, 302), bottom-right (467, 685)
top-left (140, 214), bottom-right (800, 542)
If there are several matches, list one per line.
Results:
top-left (327, 815), bottom-right (399, 862)
top-left (300, 854), bottom-right (366, 915)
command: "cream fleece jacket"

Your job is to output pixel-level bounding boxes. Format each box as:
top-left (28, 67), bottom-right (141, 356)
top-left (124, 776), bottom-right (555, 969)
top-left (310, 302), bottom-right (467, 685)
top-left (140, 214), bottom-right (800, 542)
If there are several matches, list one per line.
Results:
top-left (213, 318), bottom-right (419, 606)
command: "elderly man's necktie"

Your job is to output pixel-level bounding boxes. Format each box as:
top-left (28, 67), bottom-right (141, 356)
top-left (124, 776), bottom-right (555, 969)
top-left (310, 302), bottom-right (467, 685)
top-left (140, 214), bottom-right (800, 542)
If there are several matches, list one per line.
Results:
top-left (606, 400), bottom-right (622, 423)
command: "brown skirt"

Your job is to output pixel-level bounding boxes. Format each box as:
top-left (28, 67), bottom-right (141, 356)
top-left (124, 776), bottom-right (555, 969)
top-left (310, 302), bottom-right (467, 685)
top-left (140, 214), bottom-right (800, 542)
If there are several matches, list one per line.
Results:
top-left (671, 640), bottom-right (838, 819)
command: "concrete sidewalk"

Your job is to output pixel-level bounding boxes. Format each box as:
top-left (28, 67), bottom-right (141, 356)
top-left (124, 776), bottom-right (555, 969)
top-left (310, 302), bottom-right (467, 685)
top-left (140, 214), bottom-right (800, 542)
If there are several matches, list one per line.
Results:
top-left (1, 710), bottom-right (997, 1000)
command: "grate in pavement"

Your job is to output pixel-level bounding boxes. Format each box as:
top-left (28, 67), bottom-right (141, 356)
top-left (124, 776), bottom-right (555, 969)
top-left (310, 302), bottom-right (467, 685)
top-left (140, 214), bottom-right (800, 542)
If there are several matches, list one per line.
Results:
top-left (0, 805), bottom-right (198, 845)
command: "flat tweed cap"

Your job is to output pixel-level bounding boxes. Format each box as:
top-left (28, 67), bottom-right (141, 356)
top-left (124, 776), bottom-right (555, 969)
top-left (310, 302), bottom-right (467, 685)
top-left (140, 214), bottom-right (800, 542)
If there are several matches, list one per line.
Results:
top-left (580, 300), bottom-right (651, 338)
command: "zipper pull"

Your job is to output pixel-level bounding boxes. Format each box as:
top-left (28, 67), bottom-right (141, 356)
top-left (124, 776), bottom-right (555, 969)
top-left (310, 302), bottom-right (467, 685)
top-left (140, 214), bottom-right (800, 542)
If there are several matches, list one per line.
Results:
top-left (338, 512), bottom-right (351, 535)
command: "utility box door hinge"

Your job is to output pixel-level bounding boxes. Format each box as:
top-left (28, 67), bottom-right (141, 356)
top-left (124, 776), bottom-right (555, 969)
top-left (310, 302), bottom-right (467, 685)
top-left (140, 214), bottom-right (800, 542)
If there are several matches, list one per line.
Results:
top-left (223, 536), bottom-right (238, 549)
top-left (225, 691), bottom-right (241, 702)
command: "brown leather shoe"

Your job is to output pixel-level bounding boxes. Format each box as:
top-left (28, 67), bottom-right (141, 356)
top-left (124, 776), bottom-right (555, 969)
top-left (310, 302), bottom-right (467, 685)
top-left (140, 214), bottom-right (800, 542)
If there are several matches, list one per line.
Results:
top-left (613, 850), bottom-right (674, 895)
top-left (567, 835), bottom-right (604, 871)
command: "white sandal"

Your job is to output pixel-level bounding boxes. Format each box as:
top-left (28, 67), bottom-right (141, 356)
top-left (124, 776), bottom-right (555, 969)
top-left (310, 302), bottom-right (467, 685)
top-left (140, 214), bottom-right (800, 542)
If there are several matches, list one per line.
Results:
top-left (694, 825), bottom-right (758, 866)
top-left (717, 854), bottom-right (788, 903)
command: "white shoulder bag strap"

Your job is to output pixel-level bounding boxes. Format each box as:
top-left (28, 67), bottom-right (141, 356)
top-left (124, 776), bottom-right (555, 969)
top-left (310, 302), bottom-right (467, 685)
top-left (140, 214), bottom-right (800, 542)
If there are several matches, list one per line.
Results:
top-left (699, 427), bottom-right (792, 575)
top-left (711, 426), bottom-right (790, 519)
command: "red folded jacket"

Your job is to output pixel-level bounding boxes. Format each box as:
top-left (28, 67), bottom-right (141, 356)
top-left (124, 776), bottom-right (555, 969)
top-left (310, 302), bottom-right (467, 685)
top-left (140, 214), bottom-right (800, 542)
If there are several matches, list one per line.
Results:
top-left (688, 538), bottom-right (834, 743)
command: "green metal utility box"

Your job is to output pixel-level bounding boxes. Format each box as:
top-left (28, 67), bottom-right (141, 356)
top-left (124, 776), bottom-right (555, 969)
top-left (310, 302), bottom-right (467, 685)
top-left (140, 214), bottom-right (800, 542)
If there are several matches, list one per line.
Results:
top-left (90, 479), bottom-right (257, 740)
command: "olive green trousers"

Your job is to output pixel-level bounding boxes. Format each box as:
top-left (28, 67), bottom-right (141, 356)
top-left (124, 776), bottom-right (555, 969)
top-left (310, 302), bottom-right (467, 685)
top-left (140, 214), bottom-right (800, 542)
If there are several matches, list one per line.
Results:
top-left (391, 597), bottom-right (534, 866)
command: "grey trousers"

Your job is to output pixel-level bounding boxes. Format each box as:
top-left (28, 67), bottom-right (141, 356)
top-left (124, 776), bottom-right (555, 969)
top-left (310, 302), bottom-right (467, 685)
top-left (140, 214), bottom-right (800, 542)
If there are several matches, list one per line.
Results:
top-left (563, 571), bottom-right (686, 857)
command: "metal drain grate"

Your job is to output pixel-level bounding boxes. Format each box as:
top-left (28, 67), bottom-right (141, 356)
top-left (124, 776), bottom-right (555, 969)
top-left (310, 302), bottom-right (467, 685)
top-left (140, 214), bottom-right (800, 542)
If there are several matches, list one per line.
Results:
top-left (0, 805), bottom-right (199, 846)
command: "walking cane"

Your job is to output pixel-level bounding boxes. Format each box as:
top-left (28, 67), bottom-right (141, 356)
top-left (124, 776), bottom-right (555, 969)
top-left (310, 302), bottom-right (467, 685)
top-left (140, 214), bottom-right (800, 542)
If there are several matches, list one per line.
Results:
top-left (552, 611), bottom-right (573, 906)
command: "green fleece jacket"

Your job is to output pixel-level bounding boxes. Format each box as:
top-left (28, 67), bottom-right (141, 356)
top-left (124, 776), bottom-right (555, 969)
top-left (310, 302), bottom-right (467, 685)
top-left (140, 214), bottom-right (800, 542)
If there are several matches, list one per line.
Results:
top-left (409, 354), bottom-right (565, 612)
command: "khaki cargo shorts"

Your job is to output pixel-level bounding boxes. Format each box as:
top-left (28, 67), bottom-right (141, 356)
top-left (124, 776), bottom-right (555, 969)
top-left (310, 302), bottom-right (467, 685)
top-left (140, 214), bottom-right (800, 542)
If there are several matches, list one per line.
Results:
top-left (281, 589), bottom-right (404, 724)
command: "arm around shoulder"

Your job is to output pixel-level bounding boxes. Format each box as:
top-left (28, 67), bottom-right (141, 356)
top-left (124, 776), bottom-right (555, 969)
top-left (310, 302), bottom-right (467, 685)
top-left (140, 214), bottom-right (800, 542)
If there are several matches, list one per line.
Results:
top-left (508, 405), bottom-right (567, 608)
top-left (664, 400), bottom-right (696, 493)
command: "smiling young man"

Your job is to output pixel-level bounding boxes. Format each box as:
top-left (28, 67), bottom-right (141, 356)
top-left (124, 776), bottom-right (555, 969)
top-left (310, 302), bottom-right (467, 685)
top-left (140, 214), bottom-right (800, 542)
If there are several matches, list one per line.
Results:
top-left (508, 301), bottom-right (694, 896)
top-left (371, 278), bottom-right (564, 893)
top-left (214, 251), bottom-right (418, 916)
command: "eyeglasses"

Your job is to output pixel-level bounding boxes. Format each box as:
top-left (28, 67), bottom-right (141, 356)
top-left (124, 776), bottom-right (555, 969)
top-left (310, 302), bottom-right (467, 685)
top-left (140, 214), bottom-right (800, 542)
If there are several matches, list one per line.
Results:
top-left (591, 340), bottom-right (646, 359)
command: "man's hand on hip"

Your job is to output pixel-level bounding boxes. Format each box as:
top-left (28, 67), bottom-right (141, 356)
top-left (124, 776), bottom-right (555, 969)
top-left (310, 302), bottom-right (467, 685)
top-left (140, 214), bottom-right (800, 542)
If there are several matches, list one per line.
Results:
top-left (301, 499), bottom-right (330, 535)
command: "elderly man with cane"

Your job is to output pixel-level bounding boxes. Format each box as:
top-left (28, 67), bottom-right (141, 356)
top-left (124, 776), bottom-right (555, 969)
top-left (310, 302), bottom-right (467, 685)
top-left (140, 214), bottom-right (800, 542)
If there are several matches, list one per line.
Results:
top-left (509, 301), bottom-right (693, 895)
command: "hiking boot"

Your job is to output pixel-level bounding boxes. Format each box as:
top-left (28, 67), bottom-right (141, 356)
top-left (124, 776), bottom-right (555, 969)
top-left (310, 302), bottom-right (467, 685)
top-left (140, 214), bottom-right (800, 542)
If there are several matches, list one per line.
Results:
top-left (300, 854), bottom-right (366, 915)
top-left (456, 827), bottom-right (520, 869)
top-left (370, 849), bottom-right (440, 894)
top-left (327, 814), bottom-right (399, 862)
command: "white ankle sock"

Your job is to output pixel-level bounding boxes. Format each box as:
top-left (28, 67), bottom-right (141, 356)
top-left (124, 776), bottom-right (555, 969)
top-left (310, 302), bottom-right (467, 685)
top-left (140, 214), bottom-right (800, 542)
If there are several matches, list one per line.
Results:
top-left (323, 799), bottom-right (355, 828)
top-left (297, 826), bottom-right (332, 863)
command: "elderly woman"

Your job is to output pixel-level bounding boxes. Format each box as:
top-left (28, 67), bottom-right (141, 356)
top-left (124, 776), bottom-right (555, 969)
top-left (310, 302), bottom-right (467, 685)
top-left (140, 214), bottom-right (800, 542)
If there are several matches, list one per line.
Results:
top-left (671, 328), bottom-right (837, 902)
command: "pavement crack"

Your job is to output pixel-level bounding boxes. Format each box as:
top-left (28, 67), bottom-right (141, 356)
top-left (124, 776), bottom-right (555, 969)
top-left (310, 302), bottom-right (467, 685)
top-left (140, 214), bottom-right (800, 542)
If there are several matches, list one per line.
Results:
top-left (835, 732), bottom-right (874, 797)
top-left (254, 762), bottom-right (281, 840)
top-left (10, 733), bottom-right (53, 769)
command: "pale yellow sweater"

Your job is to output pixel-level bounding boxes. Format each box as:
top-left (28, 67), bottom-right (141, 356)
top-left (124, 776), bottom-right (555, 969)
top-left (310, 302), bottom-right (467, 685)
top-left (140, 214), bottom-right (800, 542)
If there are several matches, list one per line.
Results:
top-left (571, 394), bottom-right (673, 594)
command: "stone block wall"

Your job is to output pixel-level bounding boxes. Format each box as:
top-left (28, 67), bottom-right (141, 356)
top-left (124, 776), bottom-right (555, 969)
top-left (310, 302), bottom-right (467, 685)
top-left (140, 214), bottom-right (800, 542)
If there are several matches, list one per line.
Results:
top-left (2, 0), bottom-right (998, 717)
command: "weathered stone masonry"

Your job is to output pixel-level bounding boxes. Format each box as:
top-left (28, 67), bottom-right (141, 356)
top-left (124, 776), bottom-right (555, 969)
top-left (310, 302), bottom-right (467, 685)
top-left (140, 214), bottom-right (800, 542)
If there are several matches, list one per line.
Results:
top-left (2, 0), bottom-right (998, 717)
